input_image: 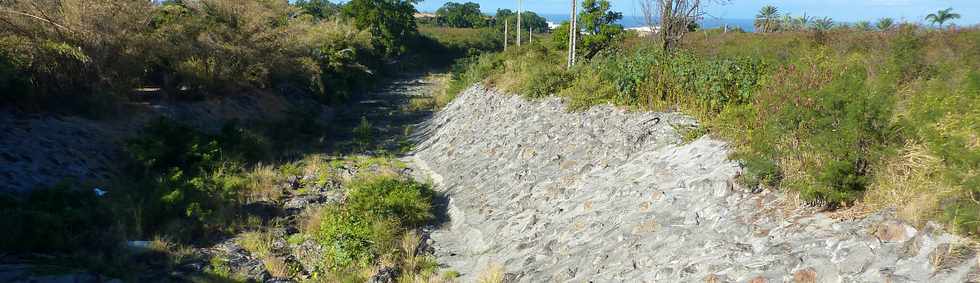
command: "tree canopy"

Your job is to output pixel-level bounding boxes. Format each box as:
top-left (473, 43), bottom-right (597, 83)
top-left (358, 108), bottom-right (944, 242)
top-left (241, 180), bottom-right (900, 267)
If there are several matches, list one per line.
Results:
top-left (435, 2), bottom-right (486, 28)
top-left (342, 0), bottom-right (420, 56)
top-left (490, 8), bottom-right (549, 33)
top-left (578, 0), bottom-right (623, 59)
top-left (926, 8), bottom-right (961, 28)
top-left (294, 0), bottom-right (340, 20)
top-left (754, 5), bottom-right (779, 33)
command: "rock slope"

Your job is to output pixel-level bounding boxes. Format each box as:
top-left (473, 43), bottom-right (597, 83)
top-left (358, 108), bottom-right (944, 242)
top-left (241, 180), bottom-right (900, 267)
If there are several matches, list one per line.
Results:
top-left (408, 85), bottom-right (979, 282)
top-left (0, 91), bottom-right (332, 193)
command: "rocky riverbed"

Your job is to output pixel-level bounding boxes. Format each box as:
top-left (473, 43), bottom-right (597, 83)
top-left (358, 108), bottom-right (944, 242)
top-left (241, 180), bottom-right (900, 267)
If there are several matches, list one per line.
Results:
top-left (408, 85), bottom-right (979, 282)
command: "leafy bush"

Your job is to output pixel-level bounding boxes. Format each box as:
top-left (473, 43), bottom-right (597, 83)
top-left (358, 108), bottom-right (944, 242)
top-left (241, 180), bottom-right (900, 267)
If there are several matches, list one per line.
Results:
top-left (312, 176), bottom-right (434, 271)
top-left (315, 206), bottom-right (400, 268)
top-left (0, 184), bottom-right (119, 253)
top-left (0, 45), bottom-right (32, 103)
top-left (346, 177), bottom-right (436, 227)
top-left (124, 118), bottom-right (268, 241)
top-left (353, 117), bottom-right (374, 150)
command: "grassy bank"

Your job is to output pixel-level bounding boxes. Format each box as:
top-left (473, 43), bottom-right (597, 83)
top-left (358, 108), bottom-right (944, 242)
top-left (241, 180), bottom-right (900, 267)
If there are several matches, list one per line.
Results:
top-left (0, 3), bottom-right (499, 278)
top-left (0, 1), bottom-right (501, 116)
top-left (450, 27), bottom-right (979, 238)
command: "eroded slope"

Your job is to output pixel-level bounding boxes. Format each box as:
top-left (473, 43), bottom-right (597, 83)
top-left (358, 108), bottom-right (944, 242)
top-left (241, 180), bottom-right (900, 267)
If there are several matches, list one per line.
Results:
top-left (409, 85), bottom-right (978, 282)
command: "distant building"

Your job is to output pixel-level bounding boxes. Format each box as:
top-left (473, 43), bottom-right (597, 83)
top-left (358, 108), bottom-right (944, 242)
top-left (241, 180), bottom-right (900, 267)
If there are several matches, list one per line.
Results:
top-left (414, 12), bottom-right (436, 19)
top-left (626, 26), bottom-right (660, 37)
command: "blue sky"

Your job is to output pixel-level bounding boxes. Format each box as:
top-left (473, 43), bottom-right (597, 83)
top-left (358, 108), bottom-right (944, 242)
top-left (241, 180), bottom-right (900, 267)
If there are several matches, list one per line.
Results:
top-left (414, 0), bottom-right (980, 25)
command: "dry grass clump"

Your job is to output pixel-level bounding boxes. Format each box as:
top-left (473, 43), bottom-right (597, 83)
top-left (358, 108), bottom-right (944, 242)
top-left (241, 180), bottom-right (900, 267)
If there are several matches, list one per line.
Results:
top-left (426, 73), bottom-right (454, 110)
top-left (238, 230), bottom-right (274, 258)
top-left (263, 256), bottom-right (293, 278)
top-left (476, 263), bottom-right (505, 283)
top-left (864, 141), bottom-right (955, 225)
top-left (245, 164), bottom-right (283, 202)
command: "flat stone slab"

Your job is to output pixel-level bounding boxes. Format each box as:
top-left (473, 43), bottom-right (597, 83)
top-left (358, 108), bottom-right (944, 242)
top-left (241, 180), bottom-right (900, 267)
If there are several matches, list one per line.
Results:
top-left (408, 85), bottom-right (979, 282)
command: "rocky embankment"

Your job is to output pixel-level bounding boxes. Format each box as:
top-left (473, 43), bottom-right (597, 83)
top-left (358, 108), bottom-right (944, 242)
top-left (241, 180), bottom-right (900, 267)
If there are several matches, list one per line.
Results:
top-left (409, 85), bottom-right (979, 282)
top-left (0, 90), bottom-right (332, 193)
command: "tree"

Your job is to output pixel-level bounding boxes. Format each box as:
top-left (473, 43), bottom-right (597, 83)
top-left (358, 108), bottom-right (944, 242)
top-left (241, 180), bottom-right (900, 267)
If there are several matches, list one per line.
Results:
top-left (494, 9), bottom-right (548, 32)
top-left (811, 17), bottom-right (834, 31)
top-left (578, 0), bottom-right (623, 59)
top-left (342, 0), bottom-right (420, 56)
top-left (295, 0), bottom-right (340, 20)
top-left (926, 8), bottom-right (960, 28)
top-left (875, 17), bottom-right (895, 31)
top-left (854, 21), bottom-right (872, 31)
top-left (642, 0), bottom-right (721, 51)
top-left (754, 5), bottom-right (779, 33)
top-left (435, 2), bottom-right (486, 28)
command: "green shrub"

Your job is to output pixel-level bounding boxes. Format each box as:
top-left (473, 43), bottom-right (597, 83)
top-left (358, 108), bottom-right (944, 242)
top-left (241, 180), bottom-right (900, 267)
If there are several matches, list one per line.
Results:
top-left (312, 176), bottom-right (434, 271)
top-left (124, 118), bottom-right (270, 241)
top-left (315, 206), bottom-right (399, 268)
top-left (944, 200), bottom-right (980, 237)
top-left (0, 49), bottom-right (32, 103)
top-left (346, 177), bottom-right (435, 227)
top-left (522, 68), bottom-right (572, 98)
top-left (0, 184), bottom-right (119, 253)
top-left (353, 117), bottom-right (374, 150)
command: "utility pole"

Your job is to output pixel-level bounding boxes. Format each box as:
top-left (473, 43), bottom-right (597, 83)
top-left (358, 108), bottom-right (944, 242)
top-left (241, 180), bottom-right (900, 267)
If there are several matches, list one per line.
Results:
top-left (567, 0), bottom-right (577, 68)
top-left (529, 25), bottom-right (533, 45)
top-left (504, 19), bottom-right (509, 50)
top-left (517, 0), bottom-right (522, 47)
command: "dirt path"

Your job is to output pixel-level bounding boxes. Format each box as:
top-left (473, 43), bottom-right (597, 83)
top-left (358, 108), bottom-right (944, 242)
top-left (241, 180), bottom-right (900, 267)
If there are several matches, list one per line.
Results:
top-left (325, 72), bottom-right (444, 154)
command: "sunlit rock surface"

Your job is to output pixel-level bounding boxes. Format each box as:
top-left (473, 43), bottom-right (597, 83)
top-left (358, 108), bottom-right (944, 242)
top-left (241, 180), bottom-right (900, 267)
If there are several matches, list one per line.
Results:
top-left (409, 85), bottom-right (979, 282)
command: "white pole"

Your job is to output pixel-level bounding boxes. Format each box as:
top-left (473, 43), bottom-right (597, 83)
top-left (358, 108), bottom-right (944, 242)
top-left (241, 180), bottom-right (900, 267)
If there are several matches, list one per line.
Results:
top-left (529, 25), bottom-right (533, 45)
top-left (517, 0), bottom-right (522, 47)
top-left (504, 19), bottom-right (509, 50)
top-left (568, 0), bottom-right (577, 67)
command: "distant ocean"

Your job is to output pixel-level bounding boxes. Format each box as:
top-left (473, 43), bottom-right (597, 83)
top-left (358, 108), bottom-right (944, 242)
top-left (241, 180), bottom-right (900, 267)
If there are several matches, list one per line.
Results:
top-left (540, 14), bottom-right (756, 32)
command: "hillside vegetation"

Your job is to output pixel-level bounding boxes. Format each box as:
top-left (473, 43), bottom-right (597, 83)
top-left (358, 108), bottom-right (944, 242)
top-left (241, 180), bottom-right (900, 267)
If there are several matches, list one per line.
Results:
top-left (0, 0), bottom-right (500, 115)
top-left (452, 24), bottom-right (978, 237)
top-left (0, 0), bottom-right (499, 281)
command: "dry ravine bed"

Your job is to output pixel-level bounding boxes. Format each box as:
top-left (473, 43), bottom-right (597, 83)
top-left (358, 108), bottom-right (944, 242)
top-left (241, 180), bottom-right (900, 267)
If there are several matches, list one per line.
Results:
top-left (406, 85), bottom-right (980, 282)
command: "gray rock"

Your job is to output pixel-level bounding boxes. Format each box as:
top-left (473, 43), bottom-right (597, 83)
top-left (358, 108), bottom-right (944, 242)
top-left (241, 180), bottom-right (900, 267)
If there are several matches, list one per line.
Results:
top-left (368, 266), bottom-right (398, 283)
top-left (407, 85), bottom-right (979, 283)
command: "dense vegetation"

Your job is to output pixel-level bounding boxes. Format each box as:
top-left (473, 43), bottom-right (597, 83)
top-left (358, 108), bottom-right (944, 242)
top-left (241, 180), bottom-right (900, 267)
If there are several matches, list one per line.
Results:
top-left (429, 1), bottom-right (549, 34)
top-left (0, 0), bottom-right (443, 114)
top-left (0, 0), bottom-right (500, 280)
top-left (451, 7), bottom-right (978, 237)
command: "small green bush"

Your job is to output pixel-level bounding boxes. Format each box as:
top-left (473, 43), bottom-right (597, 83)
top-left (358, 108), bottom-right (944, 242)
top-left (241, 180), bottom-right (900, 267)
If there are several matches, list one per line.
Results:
top-left (313, 176), bottom-right (435, 271)
top-left (124, 118), bottom-right (270, 241)
top-left (0, 184), bottom-right (119, 253)
top-left (944, 200), bottom-right (980, 237)
top-left (353, 117), bottom-right (374, 150)
top-left (522, 68), bottom-right (572, 98)
top-left (315, 206), bottom-right (399, 268)
top-left (346, 177), bottom-right (435, 227)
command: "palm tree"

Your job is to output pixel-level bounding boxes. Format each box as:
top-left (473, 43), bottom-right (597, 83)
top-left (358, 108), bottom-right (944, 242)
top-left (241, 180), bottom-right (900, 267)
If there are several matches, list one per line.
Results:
top-left (926, 8), bottom-right (960, 28)
top-left (812, 17), bottom-right (834, 31)
top-left (855, 21), bottom-right (872, 31)
top-left (754, 5), bottom-right (780, 33)
top-left (780, 13), bottom-right (794, 31)
top-left (875, 17), bottom-right (895, 31)
top-left (793, 13), bottom-right (811, 31)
